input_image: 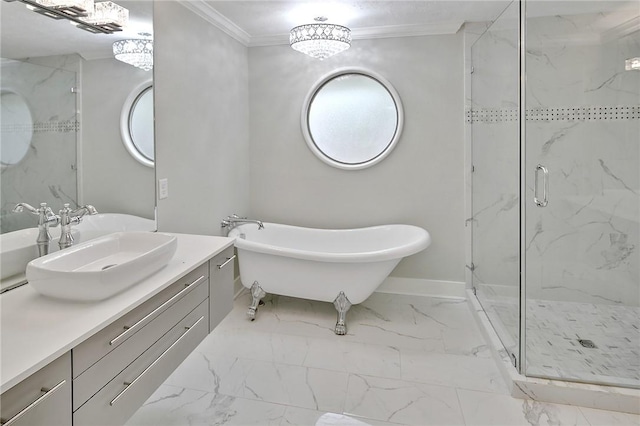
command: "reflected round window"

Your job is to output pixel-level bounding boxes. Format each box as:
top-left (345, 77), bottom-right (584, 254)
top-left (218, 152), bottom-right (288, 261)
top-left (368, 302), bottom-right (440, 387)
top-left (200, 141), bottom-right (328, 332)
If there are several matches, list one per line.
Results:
top-left (1, 90), bottom-right (33, 166)
top-left (302, 68), bottom-right (403, 170)
top-left (121, 81), bottom-right (154, 167)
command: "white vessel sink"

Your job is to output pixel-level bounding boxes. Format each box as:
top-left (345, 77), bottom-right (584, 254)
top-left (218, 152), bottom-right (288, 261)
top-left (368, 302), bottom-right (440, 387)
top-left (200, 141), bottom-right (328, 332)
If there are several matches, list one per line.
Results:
top-left (26, 232), bottom-right (177, 301)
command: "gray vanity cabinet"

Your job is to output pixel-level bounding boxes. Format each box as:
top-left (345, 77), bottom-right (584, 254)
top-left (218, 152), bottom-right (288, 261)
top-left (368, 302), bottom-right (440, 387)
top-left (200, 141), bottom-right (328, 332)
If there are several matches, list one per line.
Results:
top-left (0, 352), bottom-right (72, 426)
top-left (72, 264), bottom-right (211, 426)
top-left (1, 241), bottom-right (236, 426)
top-left (209, 246), bottom-right (235, 331)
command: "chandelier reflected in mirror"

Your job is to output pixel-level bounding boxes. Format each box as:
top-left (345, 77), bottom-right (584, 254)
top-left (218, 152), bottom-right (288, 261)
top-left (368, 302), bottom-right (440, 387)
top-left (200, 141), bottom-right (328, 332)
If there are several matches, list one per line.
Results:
top-left (290, 17), bottom-right (351, 60)
top-left (4, 0), bottom-right (128, 34)
top-left (113, 36), bottom-right (153, 71)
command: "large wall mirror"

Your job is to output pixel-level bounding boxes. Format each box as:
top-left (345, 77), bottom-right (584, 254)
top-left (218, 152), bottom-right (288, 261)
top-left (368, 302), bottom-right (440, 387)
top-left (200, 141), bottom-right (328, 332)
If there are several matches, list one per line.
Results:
top-left (0, 0), bottom-right (154, 234)
top-left (302, 68), bottom-right (404, 170)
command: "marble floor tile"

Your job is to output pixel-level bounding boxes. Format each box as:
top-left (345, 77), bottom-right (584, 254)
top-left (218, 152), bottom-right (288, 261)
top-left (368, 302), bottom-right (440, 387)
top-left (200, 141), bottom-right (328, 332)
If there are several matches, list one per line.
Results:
top-left (457, 388), bottom-right (592, 426)
top-left (197, 328), bottom-right (310, 366)
top-left (400, 350), bottom-right (508, 394)
top-left (218, 358), bottom-right (349, 413)
top-left (344, 374), bottom-right (466, 425)
top-left (578, 406), bottom-right (640, 426)
top-left (130, 291), bottom-right (636, 426)
top-left (303, 337), bottom-right (402, 379)
top-left (125, 384), bottom-right (287, 426)
top-left (163, 351), bottom-right (237, 394)
top-left (281, 407), bottom-right (400, 426)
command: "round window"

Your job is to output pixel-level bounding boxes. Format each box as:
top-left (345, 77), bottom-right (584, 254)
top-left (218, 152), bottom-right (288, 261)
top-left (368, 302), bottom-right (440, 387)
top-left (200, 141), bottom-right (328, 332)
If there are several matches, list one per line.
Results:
top-left (1, 90), bottom-right (33, 166)
top-left (121, 81), bottom-right (154, 167)
top-left (302, 68), bottom-right (404, 170)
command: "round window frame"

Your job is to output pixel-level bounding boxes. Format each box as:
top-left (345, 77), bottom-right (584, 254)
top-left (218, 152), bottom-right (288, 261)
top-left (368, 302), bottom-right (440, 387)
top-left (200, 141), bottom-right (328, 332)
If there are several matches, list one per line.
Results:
top-left (120, 80), bottom-right (154, 168)
top-left (301, 68), bottom-right (404, 170)
top-left (1, 88), bottom-right (34, 168)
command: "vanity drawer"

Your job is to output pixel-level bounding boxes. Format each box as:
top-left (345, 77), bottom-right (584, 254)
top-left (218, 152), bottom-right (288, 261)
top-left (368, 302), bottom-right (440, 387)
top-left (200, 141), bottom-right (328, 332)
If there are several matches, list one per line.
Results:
top-left (209, 246), bottom-right (235, 331)
top-left (72, 276), bottom-right (208, 410)
top-left (0, 352), bottom-right (71, 426)
top-left (73, 301), bottom-right (209, 426)
top-left (73, 263), bottom-right (209, 377)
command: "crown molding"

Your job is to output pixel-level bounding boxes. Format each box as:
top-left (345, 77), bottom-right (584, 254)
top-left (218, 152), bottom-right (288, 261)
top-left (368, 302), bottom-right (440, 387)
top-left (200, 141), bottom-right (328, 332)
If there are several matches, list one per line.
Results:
top-left (177, 0), bottom-right (251, 46)
top-left (601, 16), bottom-right (640, 44)
top-left (249, 20), bottom-right (464, 47)
top-left (180, 1), bottom-right (463, 48)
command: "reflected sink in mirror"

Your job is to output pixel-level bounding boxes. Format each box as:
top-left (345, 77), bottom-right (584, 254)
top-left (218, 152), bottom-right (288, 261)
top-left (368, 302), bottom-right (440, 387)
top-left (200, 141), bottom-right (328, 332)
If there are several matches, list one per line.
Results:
top-left (26, 232), bottom-right (177, 301)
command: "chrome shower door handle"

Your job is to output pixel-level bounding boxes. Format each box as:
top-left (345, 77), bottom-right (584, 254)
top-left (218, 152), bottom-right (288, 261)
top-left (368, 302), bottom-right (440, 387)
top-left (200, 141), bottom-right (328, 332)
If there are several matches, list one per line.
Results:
top-left (534, 164), bottom-right (549, 207)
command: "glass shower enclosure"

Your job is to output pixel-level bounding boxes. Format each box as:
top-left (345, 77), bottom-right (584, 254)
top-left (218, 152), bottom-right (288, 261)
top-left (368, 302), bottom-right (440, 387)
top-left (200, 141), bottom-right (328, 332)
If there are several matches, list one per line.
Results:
top-left (471, 0), bottom-right (639, 388)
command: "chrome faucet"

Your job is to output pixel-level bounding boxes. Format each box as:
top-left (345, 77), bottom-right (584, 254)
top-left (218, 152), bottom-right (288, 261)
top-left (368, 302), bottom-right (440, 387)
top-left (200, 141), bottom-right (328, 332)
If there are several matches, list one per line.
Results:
top-left (221, 214), bottom-right (264, 235)
top-left (58, 204), bottom-right (98, 250)
top-left (12, 202), bottom-right (60, 257)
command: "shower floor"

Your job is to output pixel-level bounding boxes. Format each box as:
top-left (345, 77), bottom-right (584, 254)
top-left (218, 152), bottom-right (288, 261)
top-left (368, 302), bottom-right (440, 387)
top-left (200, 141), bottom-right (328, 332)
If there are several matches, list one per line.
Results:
top-left (477, 287), bottom-right (640, 388)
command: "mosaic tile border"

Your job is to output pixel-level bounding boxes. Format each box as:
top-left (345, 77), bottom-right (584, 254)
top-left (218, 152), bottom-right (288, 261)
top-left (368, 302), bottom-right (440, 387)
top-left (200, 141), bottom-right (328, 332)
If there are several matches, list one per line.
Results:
top-left (1, 120), bottom-right (80, 133)
top-left (467, 105), bottom-right (640, 123)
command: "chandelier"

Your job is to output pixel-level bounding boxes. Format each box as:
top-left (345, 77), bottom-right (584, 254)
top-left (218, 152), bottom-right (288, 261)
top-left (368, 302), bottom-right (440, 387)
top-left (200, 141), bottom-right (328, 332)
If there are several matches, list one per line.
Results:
top-left (11, 0), bottom-right (128, 34)
top-left (113, 36), bottom-right (153, 71)
top-left (290, 17), bottom-right (351, 60)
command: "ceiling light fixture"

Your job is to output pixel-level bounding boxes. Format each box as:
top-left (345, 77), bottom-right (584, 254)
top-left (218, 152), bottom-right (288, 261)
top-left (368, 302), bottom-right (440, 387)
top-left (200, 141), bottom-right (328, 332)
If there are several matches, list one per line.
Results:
top-left (113, 35), bottom-right (153, 71)
top-left (5, 0), bottom-right (128, 34)
top-left (290, 16), bottom-right (351, 60)
top-left (625, 57), bottom-right (640, 71)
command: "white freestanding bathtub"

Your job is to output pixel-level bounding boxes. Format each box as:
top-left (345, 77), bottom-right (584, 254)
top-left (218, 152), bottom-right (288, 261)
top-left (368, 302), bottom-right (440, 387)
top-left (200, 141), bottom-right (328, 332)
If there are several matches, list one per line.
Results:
top-left (228, 222), bottom-right (431, 334)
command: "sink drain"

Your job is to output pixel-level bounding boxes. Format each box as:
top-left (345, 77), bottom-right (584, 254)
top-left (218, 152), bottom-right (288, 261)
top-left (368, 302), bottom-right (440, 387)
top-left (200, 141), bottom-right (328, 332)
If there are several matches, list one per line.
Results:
top-left (578, 339), bottom-right (597, 349)
top-left (101, 264), bottom-right (117, 271)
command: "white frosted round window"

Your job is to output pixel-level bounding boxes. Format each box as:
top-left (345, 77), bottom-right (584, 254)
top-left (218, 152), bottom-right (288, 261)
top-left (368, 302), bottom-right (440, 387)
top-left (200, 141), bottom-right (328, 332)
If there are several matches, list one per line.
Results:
top-left (121, 81), bottom-right (154, 167)
top-left (1, 90), bottom-right (33, 166)
top-left (302, 68), bottom-right (403, 170)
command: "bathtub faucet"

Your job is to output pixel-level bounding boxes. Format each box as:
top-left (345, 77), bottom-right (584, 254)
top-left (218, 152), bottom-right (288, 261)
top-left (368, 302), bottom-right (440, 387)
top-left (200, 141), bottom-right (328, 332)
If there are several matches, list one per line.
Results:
top-left (221, 214), bottom-right (264, 235)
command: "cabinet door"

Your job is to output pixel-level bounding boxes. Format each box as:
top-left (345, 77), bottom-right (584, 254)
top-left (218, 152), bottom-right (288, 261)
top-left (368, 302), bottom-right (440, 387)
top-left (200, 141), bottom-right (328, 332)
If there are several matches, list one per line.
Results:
top-left (209, 246), bottom-right (235, 331)
top-left (73, 302), bottom-right (209, 426)
top-left (0, 353), bottom-right (71, 426)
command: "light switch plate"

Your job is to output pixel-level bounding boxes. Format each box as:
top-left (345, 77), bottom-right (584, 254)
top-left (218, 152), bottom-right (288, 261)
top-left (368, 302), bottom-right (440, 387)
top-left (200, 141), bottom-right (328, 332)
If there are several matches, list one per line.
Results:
top-left (158, 178), bottom-right (169, 199)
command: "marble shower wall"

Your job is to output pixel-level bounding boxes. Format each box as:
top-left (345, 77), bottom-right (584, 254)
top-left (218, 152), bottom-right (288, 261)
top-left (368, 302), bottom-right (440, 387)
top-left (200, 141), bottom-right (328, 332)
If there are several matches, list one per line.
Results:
top-left (1, 59), bottom-right (78, 233)
top-left (524, 9), bottom-right (640, 306)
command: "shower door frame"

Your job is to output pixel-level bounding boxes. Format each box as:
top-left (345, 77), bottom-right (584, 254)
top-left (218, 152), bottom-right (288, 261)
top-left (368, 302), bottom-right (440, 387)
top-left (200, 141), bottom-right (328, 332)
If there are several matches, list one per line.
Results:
top-left (517, 0), bottom-right (527, 377)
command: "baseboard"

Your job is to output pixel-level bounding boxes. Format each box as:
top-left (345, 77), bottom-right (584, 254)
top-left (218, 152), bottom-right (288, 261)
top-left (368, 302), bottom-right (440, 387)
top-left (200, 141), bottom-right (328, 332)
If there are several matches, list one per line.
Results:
top-left (376, 277), bottom-right (466, 299)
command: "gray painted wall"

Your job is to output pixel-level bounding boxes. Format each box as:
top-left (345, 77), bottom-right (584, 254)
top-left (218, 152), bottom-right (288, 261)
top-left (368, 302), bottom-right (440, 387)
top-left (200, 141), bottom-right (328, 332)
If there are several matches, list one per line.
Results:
top-left (154, 2), bottom-right (250, 235)
top-left (248, 35), bottom-right (465, 283)
top-left (81, 58), bottom-right (155, 219)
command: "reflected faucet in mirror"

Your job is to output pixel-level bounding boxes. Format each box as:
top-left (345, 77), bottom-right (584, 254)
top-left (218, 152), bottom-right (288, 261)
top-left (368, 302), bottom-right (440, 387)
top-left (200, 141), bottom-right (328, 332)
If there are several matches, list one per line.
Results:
top-left (58, 204), bottom-right (98, 250)
top-left (12, 202), bottom-right (59, 257)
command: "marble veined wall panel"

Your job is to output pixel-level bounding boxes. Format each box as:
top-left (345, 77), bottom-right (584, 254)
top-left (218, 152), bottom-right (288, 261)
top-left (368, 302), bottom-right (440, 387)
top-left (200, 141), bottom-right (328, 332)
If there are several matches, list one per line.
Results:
top-left (1, 59), bottom-right (78, 233)
top-left (524, 9), bottom-right (639, 307)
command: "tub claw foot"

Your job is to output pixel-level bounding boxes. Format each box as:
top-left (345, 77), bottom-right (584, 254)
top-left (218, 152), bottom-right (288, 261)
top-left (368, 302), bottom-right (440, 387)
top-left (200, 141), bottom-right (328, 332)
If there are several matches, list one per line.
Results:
top-left (247, 281), bottom-right (266, 321)
top-left (333, 291), bottom-right (352, 335)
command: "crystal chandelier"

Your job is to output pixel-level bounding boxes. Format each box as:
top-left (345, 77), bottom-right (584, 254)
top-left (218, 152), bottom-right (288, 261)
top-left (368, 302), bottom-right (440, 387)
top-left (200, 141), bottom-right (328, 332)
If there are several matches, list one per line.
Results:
top-left (15, 0), bottom-right (128, 34)
top-left (113, 37), bottom-right (153, 71)
top-left (290, 17), bottom-right (351, 60)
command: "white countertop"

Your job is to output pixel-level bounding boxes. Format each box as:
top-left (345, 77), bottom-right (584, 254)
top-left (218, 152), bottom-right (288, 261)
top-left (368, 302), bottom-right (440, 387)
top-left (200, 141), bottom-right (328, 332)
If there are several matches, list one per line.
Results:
top-left (0, 233), bottom-right (234, 392)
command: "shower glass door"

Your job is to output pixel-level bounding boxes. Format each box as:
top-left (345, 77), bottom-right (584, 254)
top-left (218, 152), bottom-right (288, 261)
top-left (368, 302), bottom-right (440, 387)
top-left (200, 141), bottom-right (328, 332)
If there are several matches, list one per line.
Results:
top-left (524, 0), bottom-right (640, 388)
top-left (470, 1), bottom-right (521, 365)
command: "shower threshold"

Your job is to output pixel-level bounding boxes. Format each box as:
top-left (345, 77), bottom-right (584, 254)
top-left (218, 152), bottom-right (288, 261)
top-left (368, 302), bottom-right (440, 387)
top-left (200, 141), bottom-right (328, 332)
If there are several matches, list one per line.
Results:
top-left (468, 290), bottom-right (640, 415)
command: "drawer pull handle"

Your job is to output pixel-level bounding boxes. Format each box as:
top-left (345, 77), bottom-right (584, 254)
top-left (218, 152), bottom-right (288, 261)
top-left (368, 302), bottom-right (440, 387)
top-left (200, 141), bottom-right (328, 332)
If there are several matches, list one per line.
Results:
top-left (109, 275), bottom-right (206, 346)
top-left (217, 255), bottom-right (236, 270)
top-left (110, 316), bottom-right (205, 407)
top-left (0, 380), bottom-right (66, 426)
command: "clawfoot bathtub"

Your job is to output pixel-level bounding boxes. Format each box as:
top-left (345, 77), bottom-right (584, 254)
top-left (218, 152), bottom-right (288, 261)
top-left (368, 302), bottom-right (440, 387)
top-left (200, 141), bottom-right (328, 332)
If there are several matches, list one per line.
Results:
top-left (228, 222), bottom-right (431, 335)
